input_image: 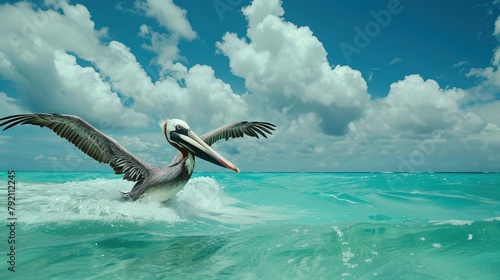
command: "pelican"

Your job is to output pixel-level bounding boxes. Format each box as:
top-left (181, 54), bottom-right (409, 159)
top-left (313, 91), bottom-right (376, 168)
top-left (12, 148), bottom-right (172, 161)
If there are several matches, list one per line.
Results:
top-left (0, 113), bottom-right (275, 202)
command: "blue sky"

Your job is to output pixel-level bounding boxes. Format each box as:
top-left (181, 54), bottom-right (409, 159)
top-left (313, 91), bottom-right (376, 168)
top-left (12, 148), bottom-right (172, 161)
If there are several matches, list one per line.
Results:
top-left (1, 0), bottom-right (500, 172)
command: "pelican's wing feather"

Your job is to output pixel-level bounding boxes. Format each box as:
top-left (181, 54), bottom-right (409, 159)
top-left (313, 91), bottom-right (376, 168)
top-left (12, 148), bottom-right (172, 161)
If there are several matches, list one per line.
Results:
top-left (201, 121), bottom-right (276, 146)
top-left (0, 113), bottom-right (152, 182)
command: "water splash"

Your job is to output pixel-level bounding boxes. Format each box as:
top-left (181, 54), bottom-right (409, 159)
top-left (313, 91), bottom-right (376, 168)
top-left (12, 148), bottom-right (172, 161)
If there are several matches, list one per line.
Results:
top-left (17, 176), bottom-right (284, 226)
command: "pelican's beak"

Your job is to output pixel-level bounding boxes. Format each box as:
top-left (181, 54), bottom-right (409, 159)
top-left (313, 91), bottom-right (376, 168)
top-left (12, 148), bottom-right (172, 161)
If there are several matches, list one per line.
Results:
top-left (171, 129), bottom-right (240, 173)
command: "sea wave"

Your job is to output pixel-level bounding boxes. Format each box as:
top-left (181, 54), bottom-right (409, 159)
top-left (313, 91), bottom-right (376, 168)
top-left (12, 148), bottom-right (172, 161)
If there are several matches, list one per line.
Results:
top-left (3, 172), bottom-right (500, 279)
top-left (9, 220), bottom-right (500, 279)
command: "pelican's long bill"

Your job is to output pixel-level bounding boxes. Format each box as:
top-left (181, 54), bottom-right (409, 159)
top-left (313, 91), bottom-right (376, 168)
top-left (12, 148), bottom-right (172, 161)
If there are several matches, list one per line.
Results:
top-left (171, 129), bottom-right (240, 173)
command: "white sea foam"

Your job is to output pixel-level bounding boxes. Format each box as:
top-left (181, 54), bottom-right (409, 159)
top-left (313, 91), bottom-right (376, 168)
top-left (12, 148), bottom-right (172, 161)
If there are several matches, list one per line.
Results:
top-left (432, 243), bottom-right (442, 248)
top-left (172, 176), bottom-right (286, 224)
top-left (321, 193), bottom-right (359, 204)
top-left (17, 176), bottom-right (284, 225)
top-left (430, 219), bottom-right (474, 226)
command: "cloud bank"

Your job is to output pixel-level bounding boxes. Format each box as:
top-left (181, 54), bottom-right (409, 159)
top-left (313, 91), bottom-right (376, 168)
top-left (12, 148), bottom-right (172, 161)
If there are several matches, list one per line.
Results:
top-left (0, 0), bottom-right (499, 171)
top-left (0, 0), bottom-right (247, 131)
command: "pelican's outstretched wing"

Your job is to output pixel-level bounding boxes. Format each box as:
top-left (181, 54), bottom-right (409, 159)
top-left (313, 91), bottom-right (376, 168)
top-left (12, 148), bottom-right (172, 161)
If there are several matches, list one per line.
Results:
top-left (201, 121), bottom-right (276, 146)
top-left (0, 113), bottom-right (152, 182)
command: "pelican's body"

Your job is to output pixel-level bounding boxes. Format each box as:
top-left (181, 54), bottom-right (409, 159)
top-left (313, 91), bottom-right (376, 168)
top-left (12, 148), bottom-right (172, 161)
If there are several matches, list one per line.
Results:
top-left (0, 114), bottom-right (275, 202)
top-left (124, 153), bottom-right (194, 202)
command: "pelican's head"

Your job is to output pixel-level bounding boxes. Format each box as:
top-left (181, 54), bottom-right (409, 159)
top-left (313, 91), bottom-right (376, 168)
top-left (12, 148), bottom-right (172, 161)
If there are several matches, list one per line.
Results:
top-left (160, 119), bottom-right (240, 173)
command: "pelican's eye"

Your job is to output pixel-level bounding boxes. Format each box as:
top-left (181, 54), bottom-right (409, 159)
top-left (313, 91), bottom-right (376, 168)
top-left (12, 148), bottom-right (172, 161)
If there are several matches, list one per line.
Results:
top-left (175, 124), bottom-right (182, 131)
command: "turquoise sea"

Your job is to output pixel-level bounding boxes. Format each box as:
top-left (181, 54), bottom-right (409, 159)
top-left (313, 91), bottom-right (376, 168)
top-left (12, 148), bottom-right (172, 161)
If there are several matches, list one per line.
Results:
top-left (0, 171), bottom-right (499, 279)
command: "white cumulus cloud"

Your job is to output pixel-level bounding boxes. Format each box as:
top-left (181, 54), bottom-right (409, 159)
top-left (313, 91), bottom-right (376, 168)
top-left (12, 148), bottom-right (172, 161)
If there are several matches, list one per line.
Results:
top-left (0, 1), bottom-right (149, 128)
top-left (217, 0), bottom-right (370, 136)
top-left (467, 15), bottom-right (500, 90)
top-left (0, 0), bottom-right (248, 133)
top-left (0, 92), bottom-right (24, 116)
top-left (135, 0), bottom-right (196, 40)
top-left (351, 74), bottom-right (487, 140)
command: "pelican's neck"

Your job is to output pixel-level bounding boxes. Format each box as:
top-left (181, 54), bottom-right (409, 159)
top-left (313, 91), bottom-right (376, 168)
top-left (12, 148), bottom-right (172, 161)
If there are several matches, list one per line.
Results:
top-left (185, 153), bottom-right (195, 175)
top-left (170, 150), bottom-right (195, 175)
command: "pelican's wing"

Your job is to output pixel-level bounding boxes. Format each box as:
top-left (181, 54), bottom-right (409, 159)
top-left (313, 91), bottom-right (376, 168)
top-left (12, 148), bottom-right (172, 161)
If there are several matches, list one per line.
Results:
top-left (200, 121), bottom-right (276, 146)
top-left (0, 113), bottom-right (152, 182)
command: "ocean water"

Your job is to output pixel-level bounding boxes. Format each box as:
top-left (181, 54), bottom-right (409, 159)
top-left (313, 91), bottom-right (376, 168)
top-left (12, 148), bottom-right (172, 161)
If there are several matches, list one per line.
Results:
top-left (0, 171), bottom-right (499, 279)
